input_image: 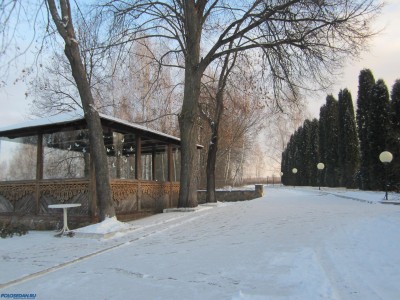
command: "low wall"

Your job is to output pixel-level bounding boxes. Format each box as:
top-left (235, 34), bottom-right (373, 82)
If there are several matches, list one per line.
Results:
top-left (197, 184), bottom-right (264, 204)
top-left (0, 179), bottom-right (180, 230)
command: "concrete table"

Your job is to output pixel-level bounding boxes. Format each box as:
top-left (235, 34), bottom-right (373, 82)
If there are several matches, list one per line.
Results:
top-left (48, 203), bottom-right (81, 236)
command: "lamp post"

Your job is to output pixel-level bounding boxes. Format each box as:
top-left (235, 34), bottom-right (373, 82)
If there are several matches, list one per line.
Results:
top-left (379, 151), bottom-right (393, 200)
top-left (292, 168), bottom-right (297, 188)
top-left (317, 163), bottom-right (325, 190)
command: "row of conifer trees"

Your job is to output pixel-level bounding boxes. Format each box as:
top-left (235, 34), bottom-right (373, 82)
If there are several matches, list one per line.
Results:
top-left (281, 69), bottom-right (400, 191)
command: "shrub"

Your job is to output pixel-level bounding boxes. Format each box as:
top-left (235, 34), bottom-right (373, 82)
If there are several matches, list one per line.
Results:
top-left (0, 222), bottom-right (29, 238)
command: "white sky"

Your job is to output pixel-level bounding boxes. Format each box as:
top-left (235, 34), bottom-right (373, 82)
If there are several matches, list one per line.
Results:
top-left (307, 0), bottom-right (400, 118)
top-left (0, 1), bottom-right (399, 127)
top-left (0, 80), bottom-right (30, 127)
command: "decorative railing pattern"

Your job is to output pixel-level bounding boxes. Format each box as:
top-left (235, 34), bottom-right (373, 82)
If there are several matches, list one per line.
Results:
top-left (0, 180), bottom-right (90, 215)
top-left (141, 182), bottom-right (169, 200)
top-left (0, 179), bottom-right (180, 218)
top-left (41, 181), bottom-right (89, 203)
top-left (0, 182), bottom-right (36, 203)
top-left (140, 181), bottom-right (180, 211)
top-left (40, 180), bottom-right (90, 215)
top-left (171, 182), bottom-right (180, 195)
top-left (111, 180), bottom-right (138, 204)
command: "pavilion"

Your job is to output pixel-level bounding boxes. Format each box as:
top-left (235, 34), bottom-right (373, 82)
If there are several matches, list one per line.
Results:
top-left (0, 111), bottom-right (199, 229)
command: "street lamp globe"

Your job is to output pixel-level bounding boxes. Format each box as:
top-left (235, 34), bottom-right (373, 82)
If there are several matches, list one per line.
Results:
top-left (379, 151), bottom-right (393, 164)
top-left (292, 168), bottom-right (298, 174)
top-left (317, 163), bottom-right (325, 170)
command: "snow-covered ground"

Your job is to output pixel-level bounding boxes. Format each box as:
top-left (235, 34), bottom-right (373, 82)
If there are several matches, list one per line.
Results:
top-left (1, 186), bottom-right (400, 300)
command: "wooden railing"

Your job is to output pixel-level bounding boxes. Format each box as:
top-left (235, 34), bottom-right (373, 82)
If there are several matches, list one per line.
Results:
top-left (0, 179), bottom-right (180, 227)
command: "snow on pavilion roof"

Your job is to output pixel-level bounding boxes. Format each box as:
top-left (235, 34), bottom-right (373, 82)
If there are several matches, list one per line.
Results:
top-left (0, 111), bottom-right (183, 146)
top-left (0, 111), bottom-right (84, 133)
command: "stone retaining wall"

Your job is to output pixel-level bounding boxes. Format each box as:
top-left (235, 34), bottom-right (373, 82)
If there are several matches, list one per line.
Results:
top-left (197, 184), bottom-right (264, 204)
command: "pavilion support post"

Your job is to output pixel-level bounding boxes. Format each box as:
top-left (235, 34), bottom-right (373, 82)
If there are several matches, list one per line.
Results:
top-left (152, 148), bottom-right (156, 181)
top-left (89, 155), bottom-right (98, 223)
top-left (167, 144), bottom-right (173, 182)
top-left (167, 144), bottom-right (173, 207)
top-left (135, 135), bottom-right (142, 180)
top-left (135, 135), bottom-right (142, 210)
top-left (35, 134), bottom-right (43, 214)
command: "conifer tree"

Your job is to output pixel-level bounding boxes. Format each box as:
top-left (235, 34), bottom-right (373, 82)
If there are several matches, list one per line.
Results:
top-left (283, 74), bottom-right (397, 191)
top-left (297, 119), bottom-right (319, 186)
top-left (320, 95), bottom-right (340, 187)
top-left (368, 79), bottom-right (391, 190)
top-left (291, 129), bottom-right (302, 186)
top-left (309, 119), bottom-right (320, 186)
top-left (356, 69), bottom-right (375, 190)
top-left (283, 140), bottom-right (291, 186)
top-left (282, 116), bottom-right (335, 188)
top-left (281, 149), bottom-right (288, 185)
top-left (318, 104), bottom-right (328, 187)
top-left (338, 89), bottom-right (360, 188)
top-left (282, 135), bottom-right (291, 186)
top-left (388, 80), bottom-right (400, 191)
top-left (296, 126), bottom-right (307, 186)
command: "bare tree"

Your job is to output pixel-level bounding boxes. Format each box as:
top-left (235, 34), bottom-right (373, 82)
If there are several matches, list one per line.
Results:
top-left (0, 1), bottom-right (117, 220)
top-left (108, 39), bottom-right (180, 134)
top-left (198, 69), bottom-right (266, 189)
top-left (105, 0), bottom-right (382, 207)
top-left (5, 142), bottom-right (37, 181)
top-left (29, 51), bottom-right (82, 115)
top-left (199, 46), bottom-right (273, 200)
top-left (199, 47), bottom-right (238, 202)
top-left (29, 10), bottom-right (121, 117)
top-left (46, 0), bottom-right (116, 220)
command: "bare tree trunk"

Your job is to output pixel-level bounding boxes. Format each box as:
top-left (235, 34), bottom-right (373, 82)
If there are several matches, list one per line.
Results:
top-left (47, 0), bottom-right (115, 220)
top-left (205, 46), bottom-right (237, 203)
top-left (205, 84), bottom-right (225, 203)
top-left (178, 67), bottom-right (202, 207)
top-left (224, 149), bottom-right (231, 185)
top-left (237, 140), bottom-right (246, 186)
top-left (205, 122), bottom-right (219, 203)
top-left (177, 1), bottom-right (205, 208)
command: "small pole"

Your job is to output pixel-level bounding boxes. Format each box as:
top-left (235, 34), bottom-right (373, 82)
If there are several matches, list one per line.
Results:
top-left (379, 151), bottom-right (393, 201)
top-left (384, 163), bottom-right (388, 200)
top-left (317, 163), bottom-right (325, 191)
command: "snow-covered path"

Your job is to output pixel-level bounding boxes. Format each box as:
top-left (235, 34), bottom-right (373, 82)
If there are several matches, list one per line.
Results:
top-left (1, 187), bottom-right (400, 299)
